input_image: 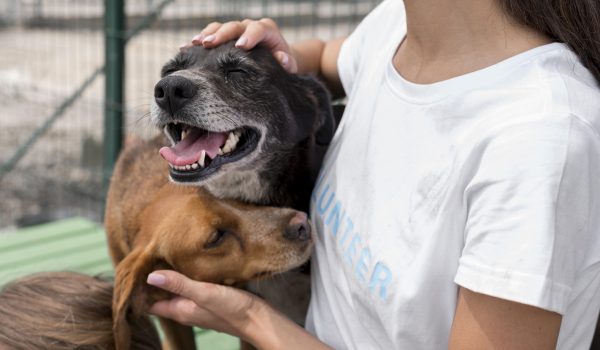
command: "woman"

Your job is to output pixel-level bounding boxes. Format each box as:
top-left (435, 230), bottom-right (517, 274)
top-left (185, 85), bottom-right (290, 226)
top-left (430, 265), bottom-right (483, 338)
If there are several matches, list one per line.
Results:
top-left (147, 0), bottom-right (600, 348)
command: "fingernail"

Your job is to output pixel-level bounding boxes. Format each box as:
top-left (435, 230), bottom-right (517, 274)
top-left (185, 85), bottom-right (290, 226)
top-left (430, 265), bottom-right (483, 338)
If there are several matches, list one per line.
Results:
top-left (235, 36), bottom-right (248, 47)
top-left (147, 273), bottom-right (166, 286)
top-left (179, 43), bottom-right (191, 51)
top-left (202, 35), bottom-right (215, 44)
top-left (191, 34), bottom-right (204, 44)
top-left (280, 52), bottom-right (289, 66)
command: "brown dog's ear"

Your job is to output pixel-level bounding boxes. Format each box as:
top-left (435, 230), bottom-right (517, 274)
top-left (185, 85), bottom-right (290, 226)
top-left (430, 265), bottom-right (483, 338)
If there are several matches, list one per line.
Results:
top-left (112, 246), bottom-right (156, 350)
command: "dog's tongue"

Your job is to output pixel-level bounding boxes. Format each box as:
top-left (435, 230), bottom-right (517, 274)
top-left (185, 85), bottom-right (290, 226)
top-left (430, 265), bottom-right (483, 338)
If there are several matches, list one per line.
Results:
top-left (159, 129), bottom-right (227, 166)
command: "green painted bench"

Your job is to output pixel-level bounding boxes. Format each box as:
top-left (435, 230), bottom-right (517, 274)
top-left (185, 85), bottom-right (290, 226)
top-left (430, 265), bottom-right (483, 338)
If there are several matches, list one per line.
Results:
top-left (0, 217), bottom-right (239, 350)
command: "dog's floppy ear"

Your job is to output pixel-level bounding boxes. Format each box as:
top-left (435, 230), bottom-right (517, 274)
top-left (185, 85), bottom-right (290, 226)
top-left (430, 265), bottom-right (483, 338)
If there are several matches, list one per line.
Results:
top-left (113, 245), bottom-right (157, 350)
top-left (312, 80), bottom-right (337, 146)
top-left (285, 75), bottom-right (336, 146)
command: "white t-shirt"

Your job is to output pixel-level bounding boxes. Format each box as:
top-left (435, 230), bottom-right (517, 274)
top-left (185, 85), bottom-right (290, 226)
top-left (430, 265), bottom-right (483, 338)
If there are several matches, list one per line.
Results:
top-left (305, 1), bottom-right (600, 349)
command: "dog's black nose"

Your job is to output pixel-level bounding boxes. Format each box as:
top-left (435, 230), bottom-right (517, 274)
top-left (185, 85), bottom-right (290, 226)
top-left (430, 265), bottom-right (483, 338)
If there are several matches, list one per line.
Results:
top-left (284, 212), bottom-right (311, 241)
top-left (154, 76), bottom-right (197, 116)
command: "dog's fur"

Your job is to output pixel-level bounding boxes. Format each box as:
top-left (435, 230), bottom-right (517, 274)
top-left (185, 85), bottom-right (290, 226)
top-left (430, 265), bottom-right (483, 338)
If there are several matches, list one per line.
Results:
top-left (151, 42), bottom-right (336, 326)
top-left (151, 42), bottom-right (335, 210)
top-left (105, 137), bottom-right (313, 350)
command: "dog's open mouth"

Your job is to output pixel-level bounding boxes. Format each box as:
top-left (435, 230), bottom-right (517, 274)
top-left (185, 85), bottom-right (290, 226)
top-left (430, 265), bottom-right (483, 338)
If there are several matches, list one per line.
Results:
top-left (159, 122), bottom-right (259, 182)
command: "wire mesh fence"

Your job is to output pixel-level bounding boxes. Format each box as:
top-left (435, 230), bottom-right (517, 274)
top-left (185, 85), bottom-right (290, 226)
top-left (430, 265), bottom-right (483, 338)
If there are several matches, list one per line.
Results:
top-left (0, 0), bottom-right (381, 230)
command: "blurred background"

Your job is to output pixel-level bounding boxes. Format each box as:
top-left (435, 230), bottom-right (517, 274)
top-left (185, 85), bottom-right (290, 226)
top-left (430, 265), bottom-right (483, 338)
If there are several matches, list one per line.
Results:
top-left (0, 0), bottom-right (381, 231)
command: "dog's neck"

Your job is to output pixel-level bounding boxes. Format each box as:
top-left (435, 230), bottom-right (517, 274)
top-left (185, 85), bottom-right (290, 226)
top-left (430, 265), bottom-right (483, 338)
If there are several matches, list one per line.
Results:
top-left (206, 170), bottom-right (271, 204)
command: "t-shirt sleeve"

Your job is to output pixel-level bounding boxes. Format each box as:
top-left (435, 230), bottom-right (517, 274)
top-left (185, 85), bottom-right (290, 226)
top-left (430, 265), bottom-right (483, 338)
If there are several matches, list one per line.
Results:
top-left (455, 115), bottom-right (600, 314)
top-left (337, 0), bottom-right (402, 96)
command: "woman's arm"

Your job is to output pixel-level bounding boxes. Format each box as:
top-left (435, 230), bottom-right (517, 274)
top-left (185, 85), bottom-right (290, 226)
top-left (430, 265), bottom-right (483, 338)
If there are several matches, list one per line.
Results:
top-left (147, 270), bottom-right (332, 350)
top-left (289, 37), bottom-right (346, 99)
top-left (449, 287), bottom-right (562, 350)
top-left (189, 19), bottom-right (346, 98)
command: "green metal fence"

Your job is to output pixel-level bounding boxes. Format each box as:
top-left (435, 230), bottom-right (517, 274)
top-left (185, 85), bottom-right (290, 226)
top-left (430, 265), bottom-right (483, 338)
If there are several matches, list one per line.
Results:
top-left (0, 0), bottom-right (381, 230)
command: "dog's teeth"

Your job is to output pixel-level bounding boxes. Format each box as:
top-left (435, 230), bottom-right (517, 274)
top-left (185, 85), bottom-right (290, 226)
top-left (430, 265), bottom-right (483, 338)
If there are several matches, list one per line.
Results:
top-left (234, 130), bottom-right (242, 137)
top-left (199, 150), bottom-right (206, 167)
top-left (181, 130), bottom-right (188, 139)
top-left (191, 163), bottom-right (198, 169)
top-left (218, 148), bottom-right (224, 155)
top-left (228, 131), bottom-right (239, 145)
top-left (222, 141), bottom-right (233, 154)
top-left (185, 164), bottom-right (191, 170)
top-left (222, 132), bottom-right (240, 154)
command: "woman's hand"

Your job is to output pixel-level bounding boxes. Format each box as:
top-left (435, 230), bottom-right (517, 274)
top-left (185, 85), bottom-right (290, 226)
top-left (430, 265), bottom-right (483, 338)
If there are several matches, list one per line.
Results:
top-left (188, 18), bottom-right (298, 73)
top-left (147, 270), bottom-right (333, 350)
top-left (147, 270), bottom-right (263, 340)
top-left (186, 18), bottom-right (346, 97)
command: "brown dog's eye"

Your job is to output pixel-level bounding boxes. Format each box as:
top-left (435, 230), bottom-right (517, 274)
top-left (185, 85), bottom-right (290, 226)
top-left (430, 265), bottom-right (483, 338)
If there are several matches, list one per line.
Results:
top-left (204, 229), bottom-right (228, 249)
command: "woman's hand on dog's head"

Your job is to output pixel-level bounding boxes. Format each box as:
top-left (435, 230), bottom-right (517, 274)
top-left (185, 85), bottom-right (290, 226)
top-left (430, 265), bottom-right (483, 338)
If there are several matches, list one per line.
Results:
top-left (186, 18), bottom-right (298, 73)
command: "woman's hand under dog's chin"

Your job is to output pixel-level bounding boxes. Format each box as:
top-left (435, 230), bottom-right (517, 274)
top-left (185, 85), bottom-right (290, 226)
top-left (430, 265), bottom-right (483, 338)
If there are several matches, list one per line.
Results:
top-left (147, 270), bottom-right (333, 350)
top-left (147, 270), bottom-right (258, 337)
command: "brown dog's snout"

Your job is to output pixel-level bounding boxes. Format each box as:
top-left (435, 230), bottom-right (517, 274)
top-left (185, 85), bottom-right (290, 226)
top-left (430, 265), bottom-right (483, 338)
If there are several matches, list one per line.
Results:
top-left (284, 212), bottom-right (311, 241)
top-left (154, 75), bottom-right (197, 116)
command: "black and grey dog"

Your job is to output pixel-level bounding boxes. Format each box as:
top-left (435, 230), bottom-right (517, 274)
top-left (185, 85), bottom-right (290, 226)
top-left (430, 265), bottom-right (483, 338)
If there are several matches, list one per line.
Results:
top-left (152, 42), bottom-right (335, 210)
top-left (150, 42), bottom-right (336, 326)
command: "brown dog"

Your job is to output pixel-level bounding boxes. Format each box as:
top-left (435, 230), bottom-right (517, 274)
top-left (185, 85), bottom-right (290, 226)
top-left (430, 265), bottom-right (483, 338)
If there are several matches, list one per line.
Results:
top-left (104, 136), bottom-right (313, 350)
top-left (151, 41), bottom-right (337, 328)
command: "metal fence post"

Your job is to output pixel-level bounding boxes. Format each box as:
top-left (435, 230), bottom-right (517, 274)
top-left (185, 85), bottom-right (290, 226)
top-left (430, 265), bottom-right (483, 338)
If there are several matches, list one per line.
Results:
top-left (103, 0), bottom-right (125, 192)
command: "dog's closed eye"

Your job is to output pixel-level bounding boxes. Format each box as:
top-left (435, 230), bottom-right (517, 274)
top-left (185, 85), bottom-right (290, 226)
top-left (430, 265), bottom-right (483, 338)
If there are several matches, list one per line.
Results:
top-left (160, 60), bottom-right (182, 77)
top-left (217, 54), bottom-right (252, 80)
top-left (203, 229), bottom-right (229, 249)
top-left (161, 53), bottom-right (194, 77)
top-left (225, 67), bottom-right (247, 78)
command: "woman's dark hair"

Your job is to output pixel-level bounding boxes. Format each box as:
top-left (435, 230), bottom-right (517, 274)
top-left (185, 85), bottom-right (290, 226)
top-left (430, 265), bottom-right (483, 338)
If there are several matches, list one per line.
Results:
top-left (498, 0), bottom-right (600, 85)
top-left (0, 272), bottom-right (161, 350)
